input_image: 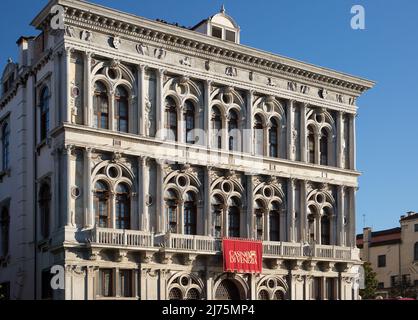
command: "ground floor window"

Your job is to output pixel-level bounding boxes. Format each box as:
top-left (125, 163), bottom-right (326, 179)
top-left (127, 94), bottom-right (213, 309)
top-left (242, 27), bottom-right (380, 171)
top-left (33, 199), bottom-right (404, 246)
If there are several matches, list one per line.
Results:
top-left (119, 270), bottom-right (133, 298)
top-left (99, 269), bottom-right (114, 297)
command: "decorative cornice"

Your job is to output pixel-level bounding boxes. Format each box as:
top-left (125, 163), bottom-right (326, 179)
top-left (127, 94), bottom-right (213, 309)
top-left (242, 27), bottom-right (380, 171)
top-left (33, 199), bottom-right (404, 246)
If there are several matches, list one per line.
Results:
top-left (32, 0), bottom-right (374, 96)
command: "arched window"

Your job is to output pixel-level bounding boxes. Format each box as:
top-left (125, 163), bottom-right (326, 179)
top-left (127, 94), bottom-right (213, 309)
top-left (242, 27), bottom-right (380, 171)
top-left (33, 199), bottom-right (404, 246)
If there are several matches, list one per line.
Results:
top-left (186, 288), bottom-right (200, 300)
top-left (228, 197), bottom-right (240, 237)
top-left (258, 290), bottom-right (269, 300)
top-left (165, 189), bottom-right (179, 233)
top-left (321, 213), bottom-right (331, 245)
top-left (414, 242), bottom-right (418, 261)
top-left (254, 115), bottom-right (264, 156)
top-left (308, 127), bottom-right (315, 164)
top-left (307, 207), bottom-right (316, 243)
top-left (269, 201), bottom-right (281, 242)
top-left (40, 87), bottom-right (50, 141)
top-left (254, 200), bottom-right (264, 240)
top-left (115, 86), bottom-right (129, 133)
top-left (115, 183), bottom-right (130, 230)
top-left (273, 290), bottom-right (284, 300)
top-left (94, 181), bottom-right (110, 228)
top-left (212, 106), bottom-right (222, 149)
top-left (228, 110), bottom-right (239, 151)
top-left (269, 118), bottom-right (279, 158)
top-left (39, 183), bottom-right (51, 239)
top-left (184, 101), bottom-right (195, 144)
top-left (320, 129), bottom-right (328, 166)
top-left (93, 82), bottom-right (109, 129)
top-left (168, 288), bottom-right (183, 300)
top-left (215, 279), bottom-right (241, 300)
top-left (0, 207), bottom-right (10, 257)
top-left (165, 97), bottom-right (178, 141)
top-left (212, 195), bottom-right (223, 238)
top-left (184, 192), bottom-right (197, 235)
top-left (2, 123), bottom-right (10, 171)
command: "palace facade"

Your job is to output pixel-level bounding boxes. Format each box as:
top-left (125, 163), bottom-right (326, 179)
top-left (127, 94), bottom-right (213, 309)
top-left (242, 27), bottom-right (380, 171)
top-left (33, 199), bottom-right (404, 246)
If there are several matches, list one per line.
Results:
top-left (0, 0), bottom-right (374, 300)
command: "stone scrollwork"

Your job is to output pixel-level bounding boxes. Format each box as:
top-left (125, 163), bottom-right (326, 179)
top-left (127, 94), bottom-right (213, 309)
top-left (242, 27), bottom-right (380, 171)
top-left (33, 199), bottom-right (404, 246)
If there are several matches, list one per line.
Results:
top-left (111, 35), bottom-right (121, 49)
top-left (287, 81), bottom-right (298, 92)
top-left (65, 26), bottom-right (75, 37)
top-left (267, 77), bottom-right (276, 87)
top-left (300, 85), bottom-right (310, 94)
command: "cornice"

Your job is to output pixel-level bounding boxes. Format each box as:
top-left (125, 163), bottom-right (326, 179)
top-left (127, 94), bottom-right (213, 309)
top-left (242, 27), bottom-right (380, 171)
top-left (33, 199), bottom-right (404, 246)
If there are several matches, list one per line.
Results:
top-left (33, 0), bottom-right (375, 96)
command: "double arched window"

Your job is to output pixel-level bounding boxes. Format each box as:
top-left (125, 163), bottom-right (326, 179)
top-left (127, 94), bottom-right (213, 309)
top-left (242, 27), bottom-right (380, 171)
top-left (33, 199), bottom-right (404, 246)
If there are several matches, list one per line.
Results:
top-left (94, 180), bottom-right (131, 229)
top-left (0, 207), bottom-right (9, 257)
top-left (115, 87), bottom-right (129, 133)
top-left (211, 195), bottom-right (223, 238)
top-left (165, 97), bottom-right (178, 141)
top-left (2, 122), bottom-right (10, 171)
top-left (39, 183), bottom-right (51, 239)
top-left (212, 107), bottom-right (222, 149)
top-left (321, 209), bottom-right (331, 245)
top-left (164, 189), bottom-right (197, 234)
top-left (93, 82), bottom-right (109, 130)
top-left (253, 200), bottom-right (281, 241)
top-left (40, 87), bottom-right (50, 141)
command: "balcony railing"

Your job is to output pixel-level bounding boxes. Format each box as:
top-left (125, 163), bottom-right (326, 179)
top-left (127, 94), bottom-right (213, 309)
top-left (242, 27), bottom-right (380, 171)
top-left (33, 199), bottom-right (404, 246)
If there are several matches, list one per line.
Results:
top-left (158, 233), bottom-right (222, 254)
top-left (89, 227), bottom-right (154, 249)
top-left (86, 229), bottom-right (358, 261)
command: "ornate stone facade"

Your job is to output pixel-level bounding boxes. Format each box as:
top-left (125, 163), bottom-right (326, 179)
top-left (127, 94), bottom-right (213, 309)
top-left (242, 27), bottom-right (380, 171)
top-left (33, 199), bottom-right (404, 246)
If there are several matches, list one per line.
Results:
top-left (0, 0), bottom-right (374, 300)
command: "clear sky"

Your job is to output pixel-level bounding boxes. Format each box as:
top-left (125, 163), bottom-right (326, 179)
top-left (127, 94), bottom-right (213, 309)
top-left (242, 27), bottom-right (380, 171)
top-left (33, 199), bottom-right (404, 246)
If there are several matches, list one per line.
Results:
top-left (1, 0), bottom-right (417, 234)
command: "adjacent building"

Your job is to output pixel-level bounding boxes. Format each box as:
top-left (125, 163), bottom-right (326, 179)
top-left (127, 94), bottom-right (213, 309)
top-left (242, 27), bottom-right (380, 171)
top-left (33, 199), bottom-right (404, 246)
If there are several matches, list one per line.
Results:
top-left (0, 0), bottom-right (374, 300)
top-left (357, 212), bottom-right (418, 298)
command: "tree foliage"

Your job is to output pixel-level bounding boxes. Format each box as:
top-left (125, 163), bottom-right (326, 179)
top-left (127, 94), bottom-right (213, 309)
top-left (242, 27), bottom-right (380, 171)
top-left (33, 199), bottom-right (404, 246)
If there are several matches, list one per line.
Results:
top-left (359, 262), bottom-right (378, 299)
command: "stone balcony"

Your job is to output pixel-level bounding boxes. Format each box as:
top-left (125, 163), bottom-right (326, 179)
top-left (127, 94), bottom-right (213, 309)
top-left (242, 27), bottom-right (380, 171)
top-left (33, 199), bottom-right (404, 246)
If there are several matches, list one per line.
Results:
top-left (85, 228), bottom-right (360, 264)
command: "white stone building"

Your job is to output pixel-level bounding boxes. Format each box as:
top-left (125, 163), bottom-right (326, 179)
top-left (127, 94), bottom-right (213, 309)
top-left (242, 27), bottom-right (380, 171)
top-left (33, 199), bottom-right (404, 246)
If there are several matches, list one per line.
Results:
top-left (0, 0), bottom-right (374, 300)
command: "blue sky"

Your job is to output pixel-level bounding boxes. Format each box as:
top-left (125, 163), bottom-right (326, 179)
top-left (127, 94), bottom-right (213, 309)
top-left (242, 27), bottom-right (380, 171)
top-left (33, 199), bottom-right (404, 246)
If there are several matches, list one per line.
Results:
top-left (1, 0), bottom-right (417, 234)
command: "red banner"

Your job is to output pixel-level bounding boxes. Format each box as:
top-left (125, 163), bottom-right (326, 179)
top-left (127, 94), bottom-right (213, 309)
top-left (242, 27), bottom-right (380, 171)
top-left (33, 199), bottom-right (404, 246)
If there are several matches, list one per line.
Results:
top-left (222, 238), bottom-right (262, 273)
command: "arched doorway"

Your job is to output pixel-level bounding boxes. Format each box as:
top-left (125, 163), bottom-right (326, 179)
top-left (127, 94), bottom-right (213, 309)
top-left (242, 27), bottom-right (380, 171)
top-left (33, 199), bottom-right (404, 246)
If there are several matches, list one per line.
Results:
top-left (215, 279), bottom-right (241, 300)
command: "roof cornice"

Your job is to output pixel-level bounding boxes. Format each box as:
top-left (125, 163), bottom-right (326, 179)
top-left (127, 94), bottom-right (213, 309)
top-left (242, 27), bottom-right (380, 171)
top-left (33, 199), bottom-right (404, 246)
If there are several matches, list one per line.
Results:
top-left (33, 0), bottom-right (375, 96)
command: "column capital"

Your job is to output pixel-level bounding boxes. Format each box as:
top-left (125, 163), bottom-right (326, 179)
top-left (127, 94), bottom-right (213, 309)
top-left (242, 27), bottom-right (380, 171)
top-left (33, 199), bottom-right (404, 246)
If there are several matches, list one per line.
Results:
top-left (137, 64), bottom-right (147, 72)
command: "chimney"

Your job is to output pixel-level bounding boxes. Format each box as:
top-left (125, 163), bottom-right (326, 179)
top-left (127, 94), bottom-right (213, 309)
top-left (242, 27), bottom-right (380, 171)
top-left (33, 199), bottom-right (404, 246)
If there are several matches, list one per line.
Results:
top-left (362, 227), bottom-right (372, 262)
top-left (16, 36), bottom-right (34, 68)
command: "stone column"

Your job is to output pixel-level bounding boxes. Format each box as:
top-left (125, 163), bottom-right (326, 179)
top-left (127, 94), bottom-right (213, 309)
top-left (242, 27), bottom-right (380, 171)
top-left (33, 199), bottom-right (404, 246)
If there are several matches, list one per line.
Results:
top-left (245, 90), bottom-right (254, 155)
top-left (63, 145), bottom-right (73, 227)
top-left (84, 51), bottom-right (93, 126)
top-left (52, 148), bottom-right (60, 230)
top-left (137, 65), bottom-right (146, 136)
top-left (156, 160), bottom-right (165, 233)
top-left (280, 209), bottom-right (286, 242)
top-left (336, 111), bottom-right (344, 168)
top-left (246, 175), bottom-right (254, 238)
top-left (349, 187), bottom-right (356, 247)
top-left (287, 100), bottom-right (295, 161)
top-left (156, 69), bottom-right (165, 139)
top-left (204, 166), bottom-right (212, 236)
top-left (84, 148), bottom-right (93, 228)
top-left (52, 51), bottom-right (61, 127)
top-left (109, 89), bottom-right (115, 131)
top-left (139, 157), bottom-right (150, 231)
top-left (337, 186), bottom-right (345, 246)
top-left (300, 103), bottom-right (308, 162)
top-left (287, 178), bottom-right (296, 242)
top-left (204, 80), bottom-right (212, 147)
top-left (300, 180), bottom-right (308, 242)
top-left (63, 47), bottom-right (73, 124)
top-left (349, 114), bottom-right (356, 170)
